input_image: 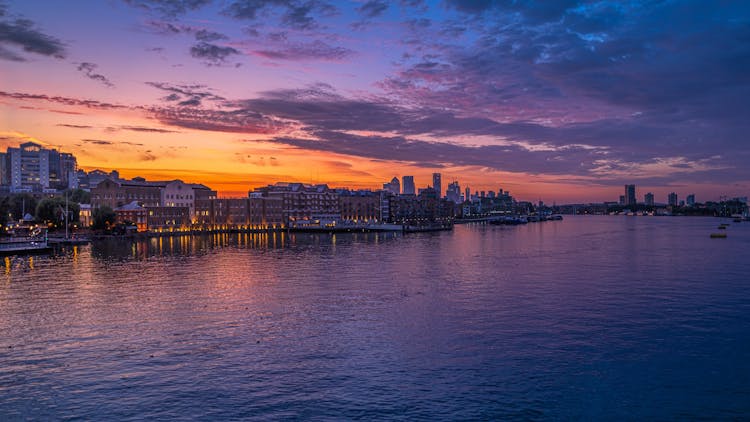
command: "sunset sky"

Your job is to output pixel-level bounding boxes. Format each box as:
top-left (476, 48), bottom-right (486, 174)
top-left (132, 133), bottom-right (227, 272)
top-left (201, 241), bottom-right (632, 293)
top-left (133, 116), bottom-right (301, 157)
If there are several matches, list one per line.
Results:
top-left (1, 0), bottom-right (748, 202)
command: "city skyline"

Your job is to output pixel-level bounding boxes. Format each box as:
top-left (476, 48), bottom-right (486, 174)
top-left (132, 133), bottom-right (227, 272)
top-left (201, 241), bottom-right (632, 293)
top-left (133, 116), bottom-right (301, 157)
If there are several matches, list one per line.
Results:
top-left (2, 1), bottom-right (749, 202)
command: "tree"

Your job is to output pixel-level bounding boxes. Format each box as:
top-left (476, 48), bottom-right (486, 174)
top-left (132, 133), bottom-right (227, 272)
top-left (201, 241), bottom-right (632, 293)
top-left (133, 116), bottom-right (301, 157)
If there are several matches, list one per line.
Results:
top-left (92, 206), bottom-right (116, 231)
top-left (7, 194), bottom-right (38, 221)
top-left (35, 197), bottom-right (81, 227)
top-left (64, 188), bottom-right (91, 204)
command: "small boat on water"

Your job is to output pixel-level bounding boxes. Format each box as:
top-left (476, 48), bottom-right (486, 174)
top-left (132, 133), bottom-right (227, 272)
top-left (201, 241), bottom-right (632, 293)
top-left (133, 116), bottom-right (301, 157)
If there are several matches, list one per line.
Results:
top-left (710, 233), bottom-right (728, 238)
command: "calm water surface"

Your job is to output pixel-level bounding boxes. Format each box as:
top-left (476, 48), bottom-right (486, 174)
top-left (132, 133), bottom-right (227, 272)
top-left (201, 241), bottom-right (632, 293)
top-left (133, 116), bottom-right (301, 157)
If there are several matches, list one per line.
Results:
top-left (1, 216), bottom-right (749, 420)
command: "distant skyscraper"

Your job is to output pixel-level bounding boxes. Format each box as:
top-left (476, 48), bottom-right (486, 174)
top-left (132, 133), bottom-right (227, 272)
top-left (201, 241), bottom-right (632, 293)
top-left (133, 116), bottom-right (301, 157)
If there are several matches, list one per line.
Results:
top-left (668, 192), bottom-right (678, 206)
top-left (383, 177), bottom-right (400, 195)
top-left (402, 176), bottom-right (415, 195)
top-left (686, 194), bottom-right (695, 206)
top-left (625, 184), bottom-right (636, 206)
top-left (619, 195), bottom-right (626, 205)
top-left (645, 192), bottom-right (655, 206)
top-left (432, 173), bottom-right (442, 199)
top-left (446, 180), bottom-right (461, 203)
top-left (465, 187), bottom-right (470, 202)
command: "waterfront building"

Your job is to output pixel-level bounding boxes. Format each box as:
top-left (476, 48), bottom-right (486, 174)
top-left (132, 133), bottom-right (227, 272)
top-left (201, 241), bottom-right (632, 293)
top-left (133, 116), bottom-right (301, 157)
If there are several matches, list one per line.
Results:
top-left (686, 194), bottom-right (695, 206)
top-left (645, 192), bottom-right (655, 206)
top-left (625, 184), bottom-right (636, 207)
top-left (115, 201), bottom-right (148, 231)
top-left (619, 195), bottom-right (626, 205)
top-left (91, 178), bottom-right (163, 210)
top-left (252, 182), bottom-right (339, 225)
top-left (432, 173), bottom-right (442, 199)
top-left (194, 195), bottom-right (283, 229)
top-left (465, 187), bottom-right (470, 202)
top-left (161, 180), bottom-right (196, 217)
top-left (383, 177), bottom-right (400, 195)
top-left (339, 190), bottom-right (380, 222)
top-left (91, 176), bottom-right (216, 219)
top-left (146, 206), bottom-right (191, 231)
top-left (402, 176), bottom-right (415, 195)
top-left (668, 192), bottom-right (678, 206)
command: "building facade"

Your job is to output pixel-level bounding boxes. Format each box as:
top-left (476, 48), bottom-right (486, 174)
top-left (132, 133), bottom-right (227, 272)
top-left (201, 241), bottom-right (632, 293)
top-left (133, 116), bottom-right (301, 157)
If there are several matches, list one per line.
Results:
top-left (253, 183), bottom-right (339, 224)
top-left (645, 192), bottom-right (655, 206)
top-left (446, 181), bottom-right (461, 203)
top-left (625, 184), bottom-right (636, 207)
top-left (402, 176), bottom-right (415, 195)
top-left (4, 142), bottom-right (77, 192)
top-left (433, 173), bottom-right (442, 199)
top-left (383, 177), bottom-right (400, 195)
top-left (339, 190), bottom-right (380, 222)
top-left (115, 201), bottom-right (148, 231)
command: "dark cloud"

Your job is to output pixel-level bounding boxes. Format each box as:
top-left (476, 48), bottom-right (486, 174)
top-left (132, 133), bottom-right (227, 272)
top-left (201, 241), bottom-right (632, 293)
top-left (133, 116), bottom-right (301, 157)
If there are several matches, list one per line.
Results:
top-left (0, 14), bottom-right (66, 61)
top-left (282, 4), bottom-right (316, 30)
top-left (357, 0), bottom-right (388, 18)
top-left (57, 124), bottom-right (93, 129)
top-left (82, 139), bottom-right (114, 145)
top-left (443, 0), bottom-right (579, 23)
top-left (123, 0), bottom-right (211, 17)
top-left (194, 29), bottom-right (228, 42)
top-left (76, 62), bottom-right (114, 88)
top-left (140, 151), bottom-right (157, 161)
top-left (190, 41), bottom-right (241, 65)
top-left (150, 106), bottom-right (283, 134)
top-left (82, 138), bottom-right (145, 146)
top-left (117, 125), bottom-right (179, 133)
top-left (0, 91), bottom-right (127, 109)
top-left (146, 81), bottom-right (225, 106)
top-left (252, 39), bottom-right (353, 61)
top-left (272, 130), bottom-right (602, 176)
top-left (224, 0), bottom-right (336, 30)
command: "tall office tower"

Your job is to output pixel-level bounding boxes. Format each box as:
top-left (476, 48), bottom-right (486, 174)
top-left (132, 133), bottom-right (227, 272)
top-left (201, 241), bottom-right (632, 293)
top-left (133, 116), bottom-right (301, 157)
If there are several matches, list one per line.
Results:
top-left (8, 142), bottom-right (50, 190)
top-left (432, 173), bottom-right (442, 199)
top-left (668, 192), bottom-right (678, 206)
top-left (625, 184), bottom-right (636, 206)
top-left (402, 176), bottom-right (415, 195)
top-left (382, 177), bottom-right (400, 195)
top-left (645, 192), bottom-right (655, 206)
top-left (465, 187), bottom-right (470, 202)
top-left (686, 194), bottom-right (695, 206)
top-left (446, 181), bottom-right (461, 203)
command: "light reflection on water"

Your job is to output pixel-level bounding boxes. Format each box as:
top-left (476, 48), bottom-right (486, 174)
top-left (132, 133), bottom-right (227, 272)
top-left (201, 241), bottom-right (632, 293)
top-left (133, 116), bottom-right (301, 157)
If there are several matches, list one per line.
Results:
top-left (1, 216), bottom-right (749, 420)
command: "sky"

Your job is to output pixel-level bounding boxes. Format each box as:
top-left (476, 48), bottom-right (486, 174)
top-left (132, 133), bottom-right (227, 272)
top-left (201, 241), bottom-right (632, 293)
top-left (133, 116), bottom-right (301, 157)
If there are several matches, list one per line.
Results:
top-left (1, 0), bottom-right (749, 203)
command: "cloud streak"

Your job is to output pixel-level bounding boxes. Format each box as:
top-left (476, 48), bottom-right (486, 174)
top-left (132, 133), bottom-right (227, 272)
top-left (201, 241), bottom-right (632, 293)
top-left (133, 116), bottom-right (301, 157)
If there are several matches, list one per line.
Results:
top-left (0, 13), bottom-right (65, 61)
top-left (76, 62), bottom-right (115, 87)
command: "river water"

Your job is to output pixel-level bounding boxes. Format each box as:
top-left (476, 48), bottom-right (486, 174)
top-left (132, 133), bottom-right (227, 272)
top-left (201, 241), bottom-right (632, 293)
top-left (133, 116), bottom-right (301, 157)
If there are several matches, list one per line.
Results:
top-left (1, 216), bottom-right (749, 420)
